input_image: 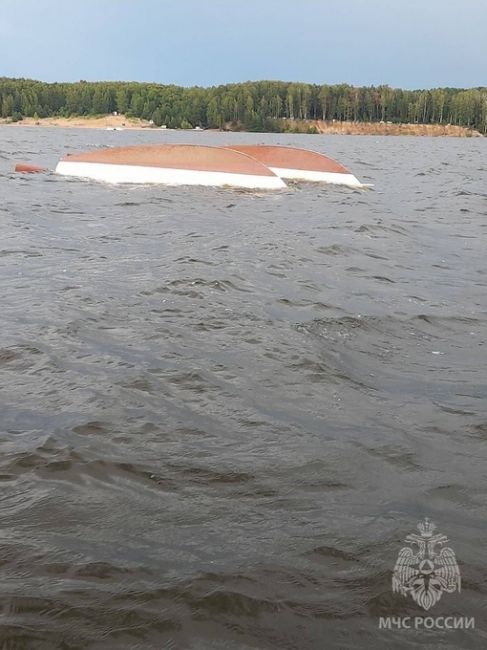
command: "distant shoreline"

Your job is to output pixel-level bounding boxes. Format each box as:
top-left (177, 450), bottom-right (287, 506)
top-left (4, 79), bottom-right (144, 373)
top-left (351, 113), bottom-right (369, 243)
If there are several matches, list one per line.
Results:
top-left (0, 114), bottom-right (482, 137)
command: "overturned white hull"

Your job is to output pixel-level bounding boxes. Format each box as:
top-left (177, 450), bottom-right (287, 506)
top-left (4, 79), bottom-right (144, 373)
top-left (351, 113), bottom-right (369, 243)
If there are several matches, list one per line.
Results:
top-left (54, 144), bottom-right (286, 190)
top-left (55, 161), bottom-right (286, 189)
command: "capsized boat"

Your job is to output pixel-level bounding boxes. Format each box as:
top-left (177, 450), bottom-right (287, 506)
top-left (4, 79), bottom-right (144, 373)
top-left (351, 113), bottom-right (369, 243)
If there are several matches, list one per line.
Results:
top-left (15, 143), bottom-right (367, 189)
top-left (224, 144), bottom-right (363, 187)
top-left (54, 144), bottom-right (286, 190)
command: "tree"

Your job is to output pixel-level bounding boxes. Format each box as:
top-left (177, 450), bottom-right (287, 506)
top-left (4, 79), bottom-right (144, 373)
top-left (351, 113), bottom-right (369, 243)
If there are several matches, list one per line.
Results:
top-left (1, 94), bottom-right (14, 118)
top-left (206, 98), bottom-right (221, 128)
top-left (151, 108), bottom-right (164, 126)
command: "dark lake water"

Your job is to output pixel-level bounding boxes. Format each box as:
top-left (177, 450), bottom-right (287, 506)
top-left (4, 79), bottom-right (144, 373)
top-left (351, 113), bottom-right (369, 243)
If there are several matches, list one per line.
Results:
top-left (0, 127), bottom-right (486, 649)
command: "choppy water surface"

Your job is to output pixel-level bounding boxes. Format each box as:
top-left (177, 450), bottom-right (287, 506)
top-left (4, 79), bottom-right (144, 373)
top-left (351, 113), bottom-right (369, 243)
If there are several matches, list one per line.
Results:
top-left (0, 127), bottom-right (486, 649)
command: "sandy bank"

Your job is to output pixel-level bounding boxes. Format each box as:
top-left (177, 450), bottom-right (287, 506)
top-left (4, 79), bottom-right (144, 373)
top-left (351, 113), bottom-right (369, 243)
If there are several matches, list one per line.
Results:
top-left (0, 115), bottom-right (154, 130)
top-left (308, 120), bottom-right (481, 137)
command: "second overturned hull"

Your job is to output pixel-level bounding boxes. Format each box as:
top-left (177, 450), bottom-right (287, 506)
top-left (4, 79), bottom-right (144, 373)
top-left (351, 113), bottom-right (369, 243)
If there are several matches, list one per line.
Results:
top-left (267, 167), bottom-right (363, 186)
top-left (225, 145), bottom-right (364, 187)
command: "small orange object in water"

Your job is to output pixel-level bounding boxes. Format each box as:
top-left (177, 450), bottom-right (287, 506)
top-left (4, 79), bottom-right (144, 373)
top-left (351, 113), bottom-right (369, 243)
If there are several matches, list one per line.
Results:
top-left (15, 163), bottom-right (48, 173)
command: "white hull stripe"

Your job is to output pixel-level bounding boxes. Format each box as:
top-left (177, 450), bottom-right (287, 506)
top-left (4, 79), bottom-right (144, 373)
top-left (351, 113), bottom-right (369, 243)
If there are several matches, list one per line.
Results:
top-left (269, 167), bottom-right (363, 187)
top-left (55, 161), bottom-right (287, 189)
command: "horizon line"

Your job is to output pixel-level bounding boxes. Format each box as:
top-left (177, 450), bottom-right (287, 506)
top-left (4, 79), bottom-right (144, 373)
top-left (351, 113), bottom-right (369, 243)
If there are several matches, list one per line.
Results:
top-left (1, 76), bottom-right (486, 93)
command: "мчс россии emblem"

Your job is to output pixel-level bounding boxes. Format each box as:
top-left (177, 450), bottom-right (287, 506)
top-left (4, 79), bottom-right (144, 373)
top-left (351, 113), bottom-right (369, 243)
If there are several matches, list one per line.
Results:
top-left (392, 518), bottom-right (461, 611)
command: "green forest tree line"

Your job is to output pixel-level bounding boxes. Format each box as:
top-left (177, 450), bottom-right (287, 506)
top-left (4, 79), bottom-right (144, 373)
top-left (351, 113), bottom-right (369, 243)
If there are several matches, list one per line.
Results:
top-left (1, 78), bottom-right (486, 133)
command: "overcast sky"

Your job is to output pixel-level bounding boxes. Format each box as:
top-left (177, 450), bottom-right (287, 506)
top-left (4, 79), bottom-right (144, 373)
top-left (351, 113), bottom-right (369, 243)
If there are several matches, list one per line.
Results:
top-left (1, 0), bottom-right (485, 89)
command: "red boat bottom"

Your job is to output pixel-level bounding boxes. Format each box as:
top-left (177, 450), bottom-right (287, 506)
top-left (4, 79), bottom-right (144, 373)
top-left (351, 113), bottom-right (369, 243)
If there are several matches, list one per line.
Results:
top-left (15, 163), bottom-right (48, 173)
